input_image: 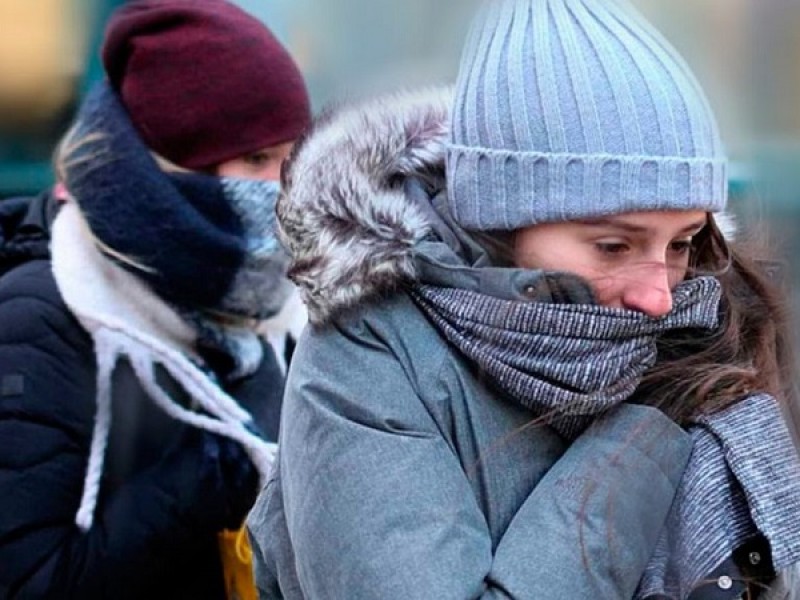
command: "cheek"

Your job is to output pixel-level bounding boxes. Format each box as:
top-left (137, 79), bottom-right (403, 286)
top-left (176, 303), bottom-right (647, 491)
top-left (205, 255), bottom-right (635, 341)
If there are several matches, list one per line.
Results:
top-left (215, 161), bottom-right (246, 179)
top-left (515, 236), bottom-right (595, 276)
top-left (590, 260), bottom-right (689, 309)
top-left (216, 161), bottom-right (281, 182)
top-left (667, 260), bottom-right (691, 288)
top-left (589, 278), bottom-right (626, 308)
top-left (260, 163), bottom-right (283, 182)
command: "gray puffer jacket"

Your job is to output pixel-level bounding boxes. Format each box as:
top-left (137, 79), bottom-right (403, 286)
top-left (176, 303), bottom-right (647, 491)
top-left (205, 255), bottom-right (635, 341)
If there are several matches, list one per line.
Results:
top-left (247, 88), bottom-right (797, 599)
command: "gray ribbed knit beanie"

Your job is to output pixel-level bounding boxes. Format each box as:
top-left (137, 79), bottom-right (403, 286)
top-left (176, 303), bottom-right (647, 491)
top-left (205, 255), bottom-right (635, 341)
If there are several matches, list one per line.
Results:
top-left (447, 0), bottom-right (728, 230)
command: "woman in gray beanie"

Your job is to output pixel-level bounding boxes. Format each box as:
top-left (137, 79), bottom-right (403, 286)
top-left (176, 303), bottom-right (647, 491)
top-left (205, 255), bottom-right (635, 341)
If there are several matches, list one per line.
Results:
top-left (247, 0), bottom-right (800, 598)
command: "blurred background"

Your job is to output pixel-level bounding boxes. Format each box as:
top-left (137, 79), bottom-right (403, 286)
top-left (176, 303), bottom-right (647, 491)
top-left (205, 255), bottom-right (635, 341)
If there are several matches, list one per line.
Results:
top-left (0, 0), bottom-right (798, 290)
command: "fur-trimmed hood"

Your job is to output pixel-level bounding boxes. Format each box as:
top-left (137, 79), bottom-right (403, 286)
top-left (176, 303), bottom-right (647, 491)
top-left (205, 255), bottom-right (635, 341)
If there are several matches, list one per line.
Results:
top-left (277, 87), bottom-right (738, 326)
top-left (277, 87), bottom-right (452, 324)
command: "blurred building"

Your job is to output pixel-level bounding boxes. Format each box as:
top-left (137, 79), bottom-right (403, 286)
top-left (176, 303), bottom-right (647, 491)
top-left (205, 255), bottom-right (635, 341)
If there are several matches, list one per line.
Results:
top-left (0, 0), bottom-right (122, 196)
top-left (1, 0), bottom-right (799, 232)
top-left (1, 0), bottom-right (798, 341)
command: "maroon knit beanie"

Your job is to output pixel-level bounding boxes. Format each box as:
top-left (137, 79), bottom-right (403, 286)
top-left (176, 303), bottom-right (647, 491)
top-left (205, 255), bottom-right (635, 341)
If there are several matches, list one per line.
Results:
top-left (102, 0), bottom-right (312, 170)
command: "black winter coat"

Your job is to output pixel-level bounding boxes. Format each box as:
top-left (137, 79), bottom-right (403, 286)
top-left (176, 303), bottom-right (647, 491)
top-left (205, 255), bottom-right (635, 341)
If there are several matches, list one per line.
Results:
top-left (0, 195), bottom-right (284, 599)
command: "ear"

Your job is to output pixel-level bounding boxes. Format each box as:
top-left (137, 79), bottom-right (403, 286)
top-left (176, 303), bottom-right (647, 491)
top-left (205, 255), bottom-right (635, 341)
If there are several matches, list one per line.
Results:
top-left (713, 211), bottom-right (737, 241)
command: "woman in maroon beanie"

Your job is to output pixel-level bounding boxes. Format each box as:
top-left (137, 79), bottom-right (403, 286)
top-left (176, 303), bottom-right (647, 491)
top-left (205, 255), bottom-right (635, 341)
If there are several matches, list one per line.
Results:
top-left (0, 1), bottom-right (311, 598)
top-left (102, 0), bottom-right (312, 179)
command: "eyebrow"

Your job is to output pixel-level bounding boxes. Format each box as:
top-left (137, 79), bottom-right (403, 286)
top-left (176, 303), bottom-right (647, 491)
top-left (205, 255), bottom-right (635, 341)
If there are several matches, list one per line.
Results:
top-left (579, 217), bottom-right (707, 235)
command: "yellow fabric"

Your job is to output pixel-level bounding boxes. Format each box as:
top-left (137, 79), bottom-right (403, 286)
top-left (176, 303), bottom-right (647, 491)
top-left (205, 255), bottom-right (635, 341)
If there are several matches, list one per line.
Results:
top-left (218, 527), bottom-right (258, 600)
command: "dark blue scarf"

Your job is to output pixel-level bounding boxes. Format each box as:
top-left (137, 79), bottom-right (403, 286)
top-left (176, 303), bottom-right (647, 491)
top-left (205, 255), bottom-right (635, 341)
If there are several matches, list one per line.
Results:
top-left (60, 82), bottom-right (291, 378)
top-left (62, 82), bottom-right (289, 322)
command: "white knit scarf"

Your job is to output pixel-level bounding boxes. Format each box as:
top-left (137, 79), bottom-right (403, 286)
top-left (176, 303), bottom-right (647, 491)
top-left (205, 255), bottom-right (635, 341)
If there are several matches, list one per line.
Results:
top-left (50, 200), bottom-right (276, 532)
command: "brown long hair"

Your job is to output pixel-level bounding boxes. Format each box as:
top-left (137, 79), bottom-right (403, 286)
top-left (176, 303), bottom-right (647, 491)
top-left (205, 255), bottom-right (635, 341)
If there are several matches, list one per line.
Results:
top-left (634, 215), bottom-right (796, 425)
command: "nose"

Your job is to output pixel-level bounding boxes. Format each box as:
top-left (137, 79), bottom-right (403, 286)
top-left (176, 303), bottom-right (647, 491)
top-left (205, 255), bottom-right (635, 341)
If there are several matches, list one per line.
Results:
top-left (620, 264), bottom-right (674, 318)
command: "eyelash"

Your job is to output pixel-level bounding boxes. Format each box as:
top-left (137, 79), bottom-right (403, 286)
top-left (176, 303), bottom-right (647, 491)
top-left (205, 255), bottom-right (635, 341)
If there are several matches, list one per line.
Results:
top-left (244, 153), bottom-right (273, 167)
top-left (595, 242), bottom-right (629, 255)
top-left (594, 240), bottom-right (694, 257)
top-left (669, 240), bottom-right (693, 255)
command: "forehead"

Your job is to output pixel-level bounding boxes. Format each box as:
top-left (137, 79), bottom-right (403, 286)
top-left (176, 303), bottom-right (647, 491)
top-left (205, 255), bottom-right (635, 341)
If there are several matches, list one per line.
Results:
top-left (572, 210), bottom-right (709, 235)
top-left (515, 210), bottom-right (709, 242)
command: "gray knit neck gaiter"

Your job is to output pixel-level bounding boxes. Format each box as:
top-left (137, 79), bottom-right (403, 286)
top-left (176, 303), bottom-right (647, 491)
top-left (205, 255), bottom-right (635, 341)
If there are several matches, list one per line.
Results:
top-left (411, 275), bottom-right (721, 439)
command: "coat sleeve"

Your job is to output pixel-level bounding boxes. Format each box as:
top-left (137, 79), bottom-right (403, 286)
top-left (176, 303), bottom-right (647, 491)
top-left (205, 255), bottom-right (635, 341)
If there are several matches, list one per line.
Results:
top-left (0, 288), bottom-right (217, 599)
top-left (489, 404), bottom-right (692, 598)
top-left (267, 317), bottom-right (693, 600)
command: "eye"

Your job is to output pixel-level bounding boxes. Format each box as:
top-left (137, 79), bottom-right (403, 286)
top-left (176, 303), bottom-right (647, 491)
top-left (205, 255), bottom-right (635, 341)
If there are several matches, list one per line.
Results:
top-left (243, 152), bottom-right (273, 167)
top-left (595, 241), bottom-right (630, 255)
top-left (669, 239), bottom-right (693, 255)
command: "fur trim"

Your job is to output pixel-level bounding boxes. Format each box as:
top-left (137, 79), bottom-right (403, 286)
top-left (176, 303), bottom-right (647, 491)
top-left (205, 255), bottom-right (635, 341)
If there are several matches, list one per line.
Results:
top-left (277, 87), bottom-right (453, 324)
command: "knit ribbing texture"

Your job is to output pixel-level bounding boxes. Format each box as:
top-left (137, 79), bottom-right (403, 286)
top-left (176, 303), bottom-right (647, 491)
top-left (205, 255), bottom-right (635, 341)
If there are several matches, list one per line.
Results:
top-left (447, 0), bottom-right (727, 229)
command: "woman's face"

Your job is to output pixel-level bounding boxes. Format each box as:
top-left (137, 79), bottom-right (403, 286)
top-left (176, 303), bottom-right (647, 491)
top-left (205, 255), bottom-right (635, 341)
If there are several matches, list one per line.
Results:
top-left (214, 140), bottom-right (295, 181)
top-left (513, 210), bottom-right (708, 317)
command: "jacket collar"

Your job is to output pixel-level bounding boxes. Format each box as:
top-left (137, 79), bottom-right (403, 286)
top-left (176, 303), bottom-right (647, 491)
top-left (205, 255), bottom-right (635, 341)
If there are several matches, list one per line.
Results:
top-left (278, 87), bottom-right (452, 324)
top-left (0, 191), bottom-right (57, 273)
